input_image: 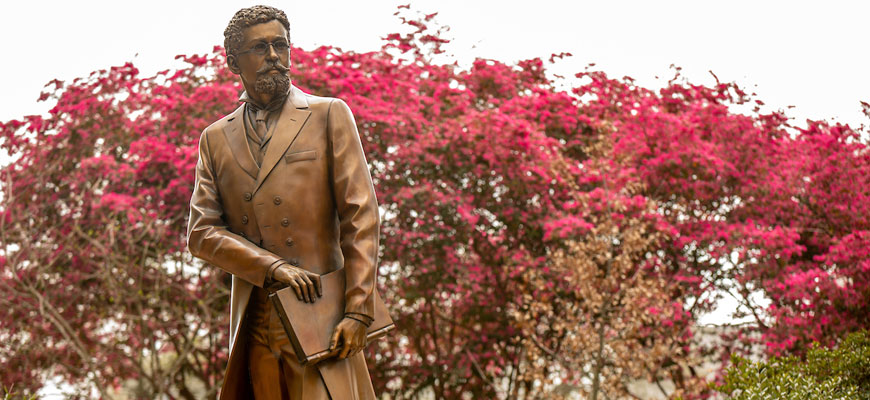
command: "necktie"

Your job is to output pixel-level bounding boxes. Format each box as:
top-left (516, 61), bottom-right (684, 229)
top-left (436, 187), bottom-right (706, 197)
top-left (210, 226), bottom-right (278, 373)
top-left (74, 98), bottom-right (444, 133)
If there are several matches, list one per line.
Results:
top-left (254, 109), bottom-right (268, 142)
top-left (251, 108), bottom-right (269, 167)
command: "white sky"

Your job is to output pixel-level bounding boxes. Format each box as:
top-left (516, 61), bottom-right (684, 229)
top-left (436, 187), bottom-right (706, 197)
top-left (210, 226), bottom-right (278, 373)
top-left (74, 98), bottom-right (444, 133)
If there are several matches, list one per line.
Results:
top-left (1, 0), bottom-right (868, 128)
top-left (0, 1), bottom-right (866, 329)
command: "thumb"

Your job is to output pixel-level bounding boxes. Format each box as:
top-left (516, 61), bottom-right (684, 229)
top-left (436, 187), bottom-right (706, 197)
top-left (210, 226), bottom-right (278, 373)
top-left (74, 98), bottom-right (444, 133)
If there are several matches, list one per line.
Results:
top-left (329, 327), bottom-right (341, 351)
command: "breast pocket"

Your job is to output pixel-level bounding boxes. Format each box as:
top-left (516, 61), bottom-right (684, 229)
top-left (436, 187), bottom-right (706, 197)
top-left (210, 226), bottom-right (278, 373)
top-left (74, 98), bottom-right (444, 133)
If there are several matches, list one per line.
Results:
top-left (284, 150), bottom-right (317, 164)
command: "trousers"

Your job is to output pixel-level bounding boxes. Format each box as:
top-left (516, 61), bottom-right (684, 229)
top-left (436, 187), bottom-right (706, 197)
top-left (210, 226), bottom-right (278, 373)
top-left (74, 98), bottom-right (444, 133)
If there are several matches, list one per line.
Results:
top-left (246, 286), bottom-right (331, 400)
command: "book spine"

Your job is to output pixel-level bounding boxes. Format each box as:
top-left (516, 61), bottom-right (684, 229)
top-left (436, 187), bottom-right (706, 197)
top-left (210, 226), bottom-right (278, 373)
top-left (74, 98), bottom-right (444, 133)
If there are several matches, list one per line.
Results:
top-left (366, 325), bottom-right (395, 343)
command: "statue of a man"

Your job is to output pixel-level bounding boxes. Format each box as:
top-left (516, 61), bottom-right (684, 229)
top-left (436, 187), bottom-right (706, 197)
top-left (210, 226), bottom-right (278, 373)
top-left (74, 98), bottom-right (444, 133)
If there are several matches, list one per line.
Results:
top-left (187, 5), bottom-right (380, 399)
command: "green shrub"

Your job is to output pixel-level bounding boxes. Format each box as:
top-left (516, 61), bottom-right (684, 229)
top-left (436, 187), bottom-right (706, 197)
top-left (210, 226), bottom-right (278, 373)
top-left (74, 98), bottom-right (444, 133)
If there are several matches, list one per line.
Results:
top-left (717, 330), bottom-right (870, 399)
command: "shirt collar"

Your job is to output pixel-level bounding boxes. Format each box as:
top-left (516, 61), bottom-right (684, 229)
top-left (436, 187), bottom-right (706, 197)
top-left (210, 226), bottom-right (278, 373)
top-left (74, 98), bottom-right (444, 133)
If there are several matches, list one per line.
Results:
top-left (239, 87), bottom-right (290, 113)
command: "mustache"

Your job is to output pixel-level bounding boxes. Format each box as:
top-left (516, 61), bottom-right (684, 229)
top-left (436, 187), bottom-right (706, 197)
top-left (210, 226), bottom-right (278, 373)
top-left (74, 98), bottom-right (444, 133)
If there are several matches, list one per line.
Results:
top-left (257, 61), bottom-right (289, 75)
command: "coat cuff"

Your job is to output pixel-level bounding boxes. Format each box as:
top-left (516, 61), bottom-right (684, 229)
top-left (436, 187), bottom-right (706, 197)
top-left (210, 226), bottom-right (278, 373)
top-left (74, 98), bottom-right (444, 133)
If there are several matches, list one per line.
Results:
top-left (344, 313), bottom-right (373, 327)
top-left (266, 260), bottom-right (287, 284)
top-left (343, 295), bottom-right (375, 322)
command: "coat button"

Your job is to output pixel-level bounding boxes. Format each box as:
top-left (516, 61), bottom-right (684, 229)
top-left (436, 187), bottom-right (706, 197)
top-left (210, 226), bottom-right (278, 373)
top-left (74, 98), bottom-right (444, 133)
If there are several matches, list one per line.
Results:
top-left (273, 196), bottom-right (282, 205)
top-left (281, 218), bottom-right (290, 227)
top-left (244, 192), bottom-right (252, 201)
top-left (285, 238), bottom-right (294, 247)
top-left (241, 215), bottom-right (248, 224)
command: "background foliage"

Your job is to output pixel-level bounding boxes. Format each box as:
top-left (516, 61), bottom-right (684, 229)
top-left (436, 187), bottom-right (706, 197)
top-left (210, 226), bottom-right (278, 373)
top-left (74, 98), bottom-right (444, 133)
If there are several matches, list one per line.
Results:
top-left (1, 8), bottom-right (868, 399)
top-left (717, 330), bottom-right (870, 399)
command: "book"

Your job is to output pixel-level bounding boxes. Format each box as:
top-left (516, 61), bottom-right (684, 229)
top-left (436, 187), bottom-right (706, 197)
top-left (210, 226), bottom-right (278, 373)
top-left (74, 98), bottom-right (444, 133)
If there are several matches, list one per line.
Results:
top-left (269, 268), bottom-right (394, 365)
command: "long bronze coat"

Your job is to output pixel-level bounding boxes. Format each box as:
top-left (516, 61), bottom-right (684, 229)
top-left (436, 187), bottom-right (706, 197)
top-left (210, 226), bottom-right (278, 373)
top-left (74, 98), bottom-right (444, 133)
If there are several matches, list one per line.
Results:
top-left (188, 85), bottom-right (380, 399)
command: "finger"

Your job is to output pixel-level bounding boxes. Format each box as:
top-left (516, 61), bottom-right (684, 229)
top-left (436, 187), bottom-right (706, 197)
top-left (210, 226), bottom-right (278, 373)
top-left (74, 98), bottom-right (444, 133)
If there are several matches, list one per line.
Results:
top-left (301, 275), bottom-right (314, 303)
top-left (293, 277), bottom-right (308, 303)
top-left (355, 336), bottom-right (367, 355)
top-left (313, 274), bottom-right (322, 297)
top-left (289, 280), bottom-right (303, 301)
top-left (339, 338), bottom-right (351, 359)
top-left (329, 328), bottom-right (341, 352)
top-left (300, 274), bottom-right (315, 303)
top-left (349, 339), bottom-right (362, 357)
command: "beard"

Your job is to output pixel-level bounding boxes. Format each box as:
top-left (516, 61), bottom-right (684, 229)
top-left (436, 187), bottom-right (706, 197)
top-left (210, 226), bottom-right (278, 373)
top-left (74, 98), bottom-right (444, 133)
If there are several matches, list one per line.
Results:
top-left (254, 61), bottom-right (291, 98)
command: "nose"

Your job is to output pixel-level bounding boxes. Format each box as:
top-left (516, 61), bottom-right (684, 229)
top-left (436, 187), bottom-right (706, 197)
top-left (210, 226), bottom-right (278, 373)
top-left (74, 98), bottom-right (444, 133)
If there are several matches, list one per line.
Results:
top-left (266, 43), bottom-right (279, 60)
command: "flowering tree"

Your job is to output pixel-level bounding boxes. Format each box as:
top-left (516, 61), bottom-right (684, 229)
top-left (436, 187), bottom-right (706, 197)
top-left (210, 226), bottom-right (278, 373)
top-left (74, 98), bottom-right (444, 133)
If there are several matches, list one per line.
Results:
top-left (1, 7), bottom-right (868, 399)
top-left (0, 55), bottom-right (238, 398)
top-left (578, 70), bottom-right (870, 357)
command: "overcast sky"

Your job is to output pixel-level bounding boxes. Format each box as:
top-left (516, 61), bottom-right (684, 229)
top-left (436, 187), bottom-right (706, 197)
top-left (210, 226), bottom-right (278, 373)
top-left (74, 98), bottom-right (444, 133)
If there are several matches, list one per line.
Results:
top-left (2, 0), bottom-right (868, 128)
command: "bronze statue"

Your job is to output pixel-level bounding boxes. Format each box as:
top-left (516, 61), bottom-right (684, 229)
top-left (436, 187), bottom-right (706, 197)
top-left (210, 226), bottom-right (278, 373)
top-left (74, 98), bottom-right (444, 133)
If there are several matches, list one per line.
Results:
top-left (188, 5), bottom-right (380, 399)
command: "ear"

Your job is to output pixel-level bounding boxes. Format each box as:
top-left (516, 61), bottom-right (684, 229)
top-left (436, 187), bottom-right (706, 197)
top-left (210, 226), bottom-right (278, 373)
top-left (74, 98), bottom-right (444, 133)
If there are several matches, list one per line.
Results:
top-left (226, 54), bottom-right (241, 75)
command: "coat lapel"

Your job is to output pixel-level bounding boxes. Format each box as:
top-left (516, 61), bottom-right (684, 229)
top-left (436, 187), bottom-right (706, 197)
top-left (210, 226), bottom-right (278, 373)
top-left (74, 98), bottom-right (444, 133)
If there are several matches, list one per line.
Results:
top-left (221, 105), bottom-right (259, 180)
top-left (253, 86), bottom-right (311, 194)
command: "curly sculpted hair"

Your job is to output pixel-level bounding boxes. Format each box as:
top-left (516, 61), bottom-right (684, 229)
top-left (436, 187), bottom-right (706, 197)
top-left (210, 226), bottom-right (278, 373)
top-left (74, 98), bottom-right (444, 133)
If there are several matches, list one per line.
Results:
top-left (223, 5), bottom-right (290, 56)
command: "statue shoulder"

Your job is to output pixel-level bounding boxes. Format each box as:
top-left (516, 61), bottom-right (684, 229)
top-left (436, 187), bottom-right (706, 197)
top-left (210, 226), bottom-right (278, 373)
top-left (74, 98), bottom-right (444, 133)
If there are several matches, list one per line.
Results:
top-left (299, 90), bottom-right (333, 115)
top-left (290, 86), bottom-right (353, 116)
top-left (202, 104), bottom-right (245, 137)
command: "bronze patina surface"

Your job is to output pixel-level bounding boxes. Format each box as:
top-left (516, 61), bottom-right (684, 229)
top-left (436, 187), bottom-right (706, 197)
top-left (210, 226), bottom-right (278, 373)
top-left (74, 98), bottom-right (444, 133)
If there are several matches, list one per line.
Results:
top-left (188, 5), bottom-right (380, 399)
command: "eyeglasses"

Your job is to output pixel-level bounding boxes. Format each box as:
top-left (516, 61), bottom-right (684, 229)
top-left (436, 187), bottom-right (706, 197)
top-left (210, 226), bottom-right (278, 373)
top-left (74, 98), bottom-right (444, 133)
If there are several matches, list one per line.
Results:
top-left (236, 40), bottom-right (290, 56)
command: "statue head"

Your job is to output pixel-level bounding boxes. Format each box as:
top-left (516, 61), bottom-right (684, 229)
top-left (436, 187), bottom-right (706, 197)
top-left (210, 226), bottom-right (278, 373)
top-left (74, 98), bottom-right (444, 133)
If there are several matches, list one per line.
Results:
top-left (224, 6), bottom-right (291, 105)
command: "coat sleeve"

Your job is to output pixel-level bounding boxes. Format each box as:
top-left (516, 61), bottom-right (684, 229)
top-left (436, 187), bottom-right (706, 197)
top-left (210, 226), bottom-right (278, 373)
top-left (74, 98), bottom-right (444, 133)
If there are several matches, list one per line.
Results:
top-left (187, 129), bottom-right (283, 287)
top-left (327, 99), bottom-right (380, 320)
